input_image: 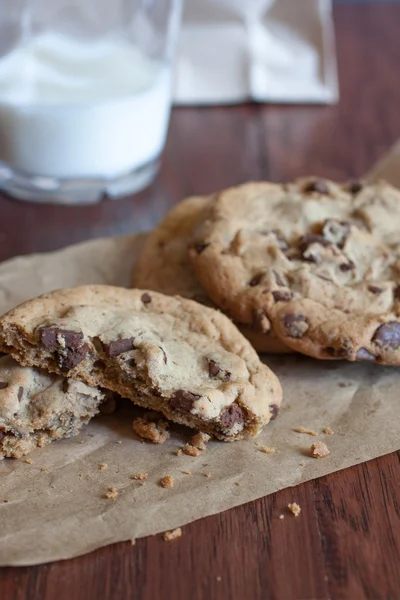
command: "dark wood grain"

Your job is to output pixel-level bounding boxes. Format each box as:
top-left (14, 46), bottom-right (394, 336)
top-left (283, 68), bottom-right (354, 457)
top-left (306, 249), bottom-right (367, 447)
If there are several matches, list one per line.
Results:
top-left (0, 4), bottom-right (400, 600)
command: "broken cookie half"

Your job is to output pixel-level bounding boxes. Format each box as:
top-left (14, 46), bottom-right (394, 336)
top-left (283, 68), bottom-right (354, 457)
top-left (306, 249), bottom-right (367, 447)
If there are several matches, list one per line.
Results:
top-left (0, 285), bottom-right (282, 441)
top-left (0, 355), bottom-right (104, 458)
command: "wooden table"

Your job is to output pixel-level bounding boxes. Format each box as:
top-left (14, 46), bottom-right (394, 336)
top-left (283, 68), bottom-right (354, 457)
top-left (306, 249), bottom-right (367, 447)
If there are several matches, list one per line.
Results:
top-left (1, 4), bottom-right (399, 599)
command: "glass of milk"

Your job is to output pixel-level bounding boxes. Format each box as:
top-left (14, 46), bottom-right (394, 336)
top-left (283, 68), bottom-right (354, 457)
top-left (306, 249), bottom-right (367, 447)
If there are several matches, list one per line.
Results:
top-left (0, 0), bottom-right (182, 204)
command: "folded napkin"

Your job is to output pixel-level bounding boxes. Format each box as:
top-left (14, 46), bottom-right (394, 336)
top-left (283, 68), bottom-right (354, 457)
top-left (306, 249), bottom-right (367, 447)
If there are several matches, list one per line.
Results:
top-left (173, 0), bottom-right (338, 105)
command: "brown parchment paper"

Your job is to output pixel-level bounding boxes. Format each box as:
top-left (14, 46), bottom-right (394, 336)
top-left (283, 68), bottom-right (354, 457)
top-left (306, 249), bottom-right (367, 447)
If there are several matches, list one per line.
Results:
top-left (1, 153), bottom-right (400, 566)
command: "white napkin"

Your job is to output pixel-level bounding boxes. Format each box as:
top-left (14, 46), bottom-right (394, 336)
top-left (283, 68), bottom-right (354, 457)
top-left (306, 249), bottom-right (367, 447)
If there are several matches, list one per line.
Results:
top-left (173, 0), bottom-right (338, 105)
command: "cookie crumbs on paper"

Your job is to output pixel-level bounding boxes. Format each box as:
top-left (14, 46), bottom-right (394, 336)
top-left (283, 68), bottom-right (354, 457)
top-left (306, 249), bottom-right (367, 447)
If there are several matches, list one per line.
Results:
top-left (295, 426), bottom-right (318, 436)
top-left (191, 432), bottom-right (211, 450)
top-left (279, 514), bottom-right (285, 520)
top-left (310, 441), bottom-right (330, 458)
top-left (99, 463), bottom-right (108, 470)
top-left (132, 416), bottom-right (170, 444)
top-left (182, 470), bottom-right (191, 475)
top-left (202, 472), bottom-right (212, 478)
top-left (288, 502), bottom-right (301, 517)
top-left (160, 475), bottom-right (174, 488)
top-left (23, 458), bottom-right (33, 464)
top-left (323, 427), bottom-right (334, 435)
top-left (163, 528), bottom-right (182, 542)
top-left (182, 443), bottom-right (201, 457)
top-left (132, 472), bottom-right (148, 480)
top-left (258, 445), bottom-right (276, 454)
top-left (104, 487), bottom-right (119, 500)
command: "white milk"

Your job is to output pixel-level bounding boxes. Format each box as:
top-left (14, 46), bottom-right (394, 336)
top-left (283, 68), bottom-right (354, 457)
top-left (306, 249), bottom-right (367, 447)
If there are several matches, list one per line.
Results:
top-left (0, 33), bottom-right (171, 178)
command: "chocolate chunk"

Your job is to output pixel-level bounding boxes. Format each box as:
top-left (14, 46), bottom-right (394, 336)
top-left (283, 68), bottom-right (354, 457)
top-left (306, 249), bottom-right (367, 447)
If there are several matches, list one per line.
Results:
top-left (208, 359), bottom-right (230, 381)
top-left (0, 382), bottom-right (8, 390)
top-left (103, 338), bottom-right (135, 358)
top-left (62, 379), bottom-right (69, 393)
top-left (299, 234), bottom-right (330, 262)
top-left (208, 359), bottom-right (220, 377)
top-left (339, 261), bottom-right (355, 272)
top-left (170, 390), bottom-right (201, 412)
top-left (269, 404), bottom-right (279, 420)
top-left (347, 180), bottom-right (363, 194)
top-left (322, 219), bottom-right (350, 249)
top-left (394, 285), bottom-right (400, 300)
top-left (273, 270), bottom-right (287, 287)
top-left (356, 347), bottom-right (376, 361)
top-left (253, 308), bottom-right (271, 334)
top-left (368, 285), bottom-right (383, 295)
top-left (249, 273), bottom-right (264, 287)
top-left (141, 293), bottom-right (152, 305)
top-left (303, 179), bottom-right (329, 194)
top-left (57, 343), bottom-right (90, 372)
top-left (372, 322), bottom-right (400, 349)
top-left (194, 243), bottom-right (209, 254)
top-left (272, 290), bottom-right (293, 302)
top-left (299, 234), bottom-right (330, 254)
top-left (282, 314), bottom-right (308, 338)
top-left (17, 386), bottom-right (23, 401)
top-left (219, 404), bottom-right (245, 430)
top-left (40, 327), bottom-right (84, 349)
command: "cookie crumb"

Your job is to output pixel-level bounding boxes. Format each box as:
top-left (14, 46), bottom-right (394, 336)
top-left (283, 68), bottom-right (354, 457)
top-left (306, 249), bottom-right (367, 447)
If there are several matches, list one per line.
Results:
top-left (23, 458), bottom-right (33, 464)
top-left (132, 472), bottom-right (148, 480)
top-left (130, 538), bottom-right (136, 546)
top-left (99, 463), bottom-right (108, 471)
top-left (203, 472), bottom-right (212, 478)
top-left (160, 475), bottom-right (174, 488)
top-left (322, 427), bottom-right (334, 435)
top-left (40, 466), bottom-right (49, 472)
top-left (182, 443), bottom-right (201, 457)
top-left (295, 426), bottom-right (318, 436)
top-left (182, 470), bottom-right (191, 475)
top-left (279, 514), bottom-right (285, 520)
top-left (216, 576), bottom-right (222, 582)
top-left (116, 440), bottom-right (122, 444)
top-left (191, 432), bottom-right (211, 450)
top-left (175, 449), bottom-right (183, 456)
top-left (258, 445), bottom-right (276, 454)
top-left (310, 441), bottom-right (330, 458)
top-left (288, 502), bottom-right (301, 517)
top-left (104, 487), bottom-right (119, 500)
top-left (235, 482), bottom-right (241, 486)
top-left (163, 527), bottom-right (182, 541)
top-left (133, 416), bottom-right (170, 444)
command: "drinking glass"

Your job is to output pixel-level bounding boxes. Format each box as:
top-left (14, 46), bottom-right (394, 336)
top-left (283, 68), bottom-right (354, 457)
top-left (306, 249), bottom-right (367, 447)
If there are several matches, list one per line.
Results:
top-left (0, 0), bottom-right (182, 204)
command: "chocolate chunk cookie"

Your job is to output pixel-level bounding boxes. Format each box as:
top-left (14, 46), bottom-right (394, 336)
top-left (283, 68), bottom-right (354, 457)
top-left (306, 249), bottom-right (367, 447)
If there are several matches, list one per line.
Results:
top-left (0, 355), bottom-right (104, 458)
top-left (188, 178), bottom-right (400, 364)
top-left (132, 195), bottom-right (292, 354)
top-left (0, 285), bottom-right (282, 440)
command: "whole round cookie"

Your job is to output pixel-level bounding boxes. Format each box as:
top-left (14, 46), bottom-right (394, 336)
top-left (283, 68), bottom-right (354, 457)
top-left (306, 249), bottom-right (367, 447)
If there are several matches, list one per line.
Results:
top-left (188, 177), bottom-right (400, 365)
top-left (132, 196), bottom-right (292, 354)
top-left (0, 285), bottom-right (282, 440)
